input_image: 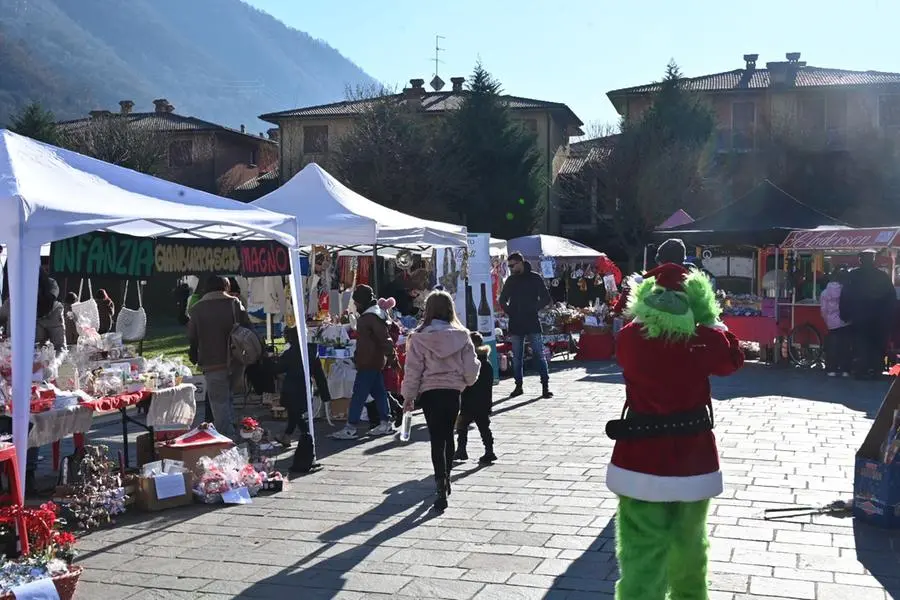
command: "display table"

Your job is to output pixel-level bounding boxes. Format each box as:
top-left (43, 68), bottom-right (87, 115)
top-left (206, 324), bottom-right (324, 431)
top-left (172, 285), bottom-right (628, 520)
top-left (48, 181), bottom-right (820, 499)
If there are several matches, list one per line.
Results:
top-left (721, 316), bottom-right (779, 345)
top-left (38, 385), bottom-right (196, 469)
top-left (576, 329), bottom-right (615, 361)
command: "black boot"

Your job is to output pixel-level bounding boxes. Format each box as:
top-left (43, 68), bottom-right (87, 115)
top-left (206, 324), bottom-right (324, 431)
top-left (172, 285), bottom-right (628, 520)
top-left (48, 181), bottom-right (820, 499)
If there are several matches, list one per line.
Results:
top-left (24, 470), bottom-right (36, 496)
top-left (542, 382), bottom-right (553, 399)
top-left (434, 476), bottom-right (448, 512)
top-left (510, 383), bottom-right (524, 398)
top-left (479, 448), bottom-right (497, 465)
top-left (454, 431), bottom-right (468, 461)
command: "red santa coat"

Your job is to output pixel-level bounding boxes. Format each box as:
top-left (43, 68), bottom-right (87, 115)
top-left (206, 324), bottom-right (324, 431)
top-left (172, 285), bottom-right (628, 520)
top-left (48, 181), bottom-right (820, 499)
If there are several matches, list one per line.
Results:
top-left (607, 321), bottom-right (744, 502)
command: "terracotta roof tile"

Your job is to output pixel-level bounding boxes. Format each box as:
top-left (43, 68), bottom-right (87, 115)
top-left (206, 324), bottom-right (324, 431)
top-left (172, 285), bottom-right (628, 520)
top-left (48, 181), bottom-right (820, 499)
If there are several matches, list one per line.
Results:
top-left (259, 91), bottom-right (583, 128)
top-left (608, 66), bottom-right (900, 96)
top-left (57, 112), bottom-right (276, 145)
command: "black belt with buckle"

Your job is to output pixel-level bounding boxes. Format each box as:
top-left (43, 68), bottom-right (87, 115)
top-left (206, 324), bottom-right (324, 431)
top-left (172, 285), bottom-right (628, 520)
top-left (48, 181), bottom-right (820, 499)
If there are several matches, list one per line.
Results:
top-left (605, 403), bottom-right (714, 441)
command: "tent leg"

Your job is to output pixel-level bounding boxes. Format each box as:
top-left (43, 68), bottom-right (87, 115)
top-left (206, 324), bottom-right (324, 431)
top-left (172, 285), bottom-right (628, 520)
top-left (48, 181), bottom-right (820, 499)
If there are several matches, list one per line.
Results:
top-left (371, 245), bottom-right (379, 295)
top-left (289, 250), bottom-right (317, 464)
top-left (7, 245), bottom-right (41, 503)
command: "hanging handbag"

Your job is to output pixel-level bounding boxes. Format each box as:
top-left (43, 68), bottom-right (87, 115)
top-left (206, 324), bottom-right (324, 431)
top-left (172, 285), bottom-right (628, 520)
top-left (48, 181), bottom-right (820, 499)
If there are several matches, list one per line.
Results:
top-left (116, 280), bottom-right (147, 342)
top-left (70, 279), bottom-right (100, 332)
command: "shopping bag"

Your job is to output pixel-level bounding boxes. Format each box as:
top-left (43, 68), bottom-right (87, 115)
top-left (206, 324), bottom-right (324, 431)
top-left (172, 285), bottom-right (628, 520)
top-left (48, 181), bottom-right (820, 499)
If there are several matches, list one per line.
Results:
top-left (116, 280), bottom-right (147, 342)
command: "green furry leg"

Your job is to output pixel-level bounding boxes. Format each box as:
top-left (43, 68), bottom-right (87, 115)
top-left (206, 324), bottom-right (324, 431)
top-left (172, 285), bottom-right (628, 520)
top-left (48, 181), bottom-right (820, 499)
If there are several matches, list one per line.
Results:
top-left (614, 496), bottom-right (710, 600)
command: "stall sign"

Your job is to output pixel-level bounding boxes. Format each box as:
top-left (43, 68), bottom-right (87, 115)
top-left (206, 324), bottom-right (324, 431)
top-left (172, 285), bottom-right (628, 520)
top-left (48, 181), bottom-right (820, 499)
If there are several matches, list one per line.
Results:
top-left (782, 228), bottom-right (900, 250)
top-left (50, 232), bottom-right (291, 278)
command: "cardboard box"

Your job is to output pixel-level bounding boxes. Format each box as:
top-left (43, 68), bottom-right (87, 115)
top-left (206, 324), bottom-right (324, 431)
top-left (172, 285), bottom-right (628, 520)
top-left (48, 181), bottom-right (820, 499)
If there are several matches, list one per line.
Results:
top-left (854, 378), bottom-right (900, 527)
top-left (136, 471), bottom-right (194, 512)
top-left (155, 441), bottom-right (234, 479)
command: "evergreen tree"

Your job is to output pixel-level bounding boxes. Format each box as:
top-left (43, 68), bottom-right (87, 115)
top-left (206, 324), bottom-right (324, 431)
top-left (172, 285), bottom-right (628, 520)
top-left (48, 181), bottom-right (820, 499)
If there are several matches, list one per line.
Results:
top-left (442, 64), bottom-right (543, 239)
top-left (8, 102), bottom-right (59, 145)
top-left (595, 60), bottom-right (717, 270)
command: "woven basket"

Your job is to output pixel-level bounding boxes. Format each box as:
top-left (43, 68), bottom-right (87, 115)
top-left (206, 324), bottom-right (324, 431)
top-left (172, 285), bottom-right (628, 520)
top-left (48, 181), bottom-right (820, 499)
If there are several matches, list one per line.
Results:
top-left (0, 565), bottom-right (83, 600)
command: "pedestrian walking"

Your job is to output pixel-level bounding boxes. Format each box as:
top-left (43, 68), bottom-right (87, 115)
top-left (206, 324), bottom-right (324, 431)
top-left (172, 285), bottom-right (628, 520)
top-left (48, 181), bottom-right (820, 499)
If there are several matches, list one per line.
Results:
top-left (401, 291), bottom-right (481, 512)
top-left (331, 285), bottom-right (398, 440)
top-left (498, 252), bottom-right (553, 398)
top-left (454, 331), bottom-right (496, 465)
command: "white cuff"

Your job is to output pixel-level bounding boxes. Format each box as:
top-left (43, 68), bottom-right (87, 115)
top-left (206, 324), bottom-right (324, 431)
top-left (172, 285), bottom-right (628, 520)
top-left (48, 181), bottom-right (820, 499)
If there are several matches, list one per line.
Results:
top-left (710, 321), bottom-right (728, 332)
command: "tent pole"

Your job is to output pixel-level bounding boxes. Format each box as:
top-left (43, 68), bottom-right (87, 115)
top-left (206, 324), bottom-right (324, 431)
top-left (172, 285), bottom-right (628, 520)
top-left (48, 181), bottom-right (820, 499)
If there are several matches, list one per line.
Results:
top-left (372, 245), bottom-right (379, 295)
top-left (288, 249), bottom-right (317, 464)
top-left (8, 244), bottom-right (41, 503)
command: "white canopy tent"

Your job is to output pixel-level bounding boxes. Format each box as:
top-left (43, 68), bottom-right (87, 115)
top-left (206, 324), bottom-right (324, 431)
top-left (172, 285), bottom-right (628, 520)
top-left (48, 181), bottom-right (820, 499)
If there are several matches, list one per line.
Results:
top-left (507, 234), bottom-right (604, 262)
top-left (0, 130), bottom-right (315, 496)
top-left (252, 163), bottom-right (468, 248)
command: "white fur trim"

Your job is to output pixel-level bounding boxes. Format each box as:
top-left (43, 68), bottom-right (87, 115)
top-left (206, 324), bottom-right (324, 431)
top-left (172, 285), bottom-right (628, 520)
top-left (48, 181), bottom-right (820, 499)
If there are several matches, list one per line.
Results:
top-left (709, 321), bottom-right (728, 332)
top-left (606, 464), bottom-right (723, 502)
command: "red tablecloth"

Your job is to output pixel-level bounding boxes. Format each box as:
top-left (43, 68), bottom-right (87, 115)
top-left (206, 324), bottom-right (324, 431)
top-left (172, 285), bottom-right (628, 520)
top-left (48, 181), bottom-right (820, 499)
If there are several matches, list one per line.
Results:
top-left (576, 331), bottom-right (615, 361)
top-left (80, 390), bottom-right (150, 413)
top-left (722, 316), bottom-right (779, 345)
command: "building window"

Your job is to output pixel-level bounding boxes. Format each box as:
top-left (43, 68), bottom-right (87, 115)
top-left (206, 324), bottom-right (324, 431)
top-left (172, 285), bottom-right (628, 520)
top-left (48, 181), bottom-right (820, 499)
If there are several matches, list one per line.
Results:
top-left (879, 95), bottom-right (900, 130)
top-left (799, 94), bottom-right (847, 133)
top-left (250, 148), bottom-right (259, 166)
top-left (303, 125), bottom-right (329, 153)
top-left (168, 140), bottom-right (193, 167)
top-left (731, 101), bottom-right (755, 151)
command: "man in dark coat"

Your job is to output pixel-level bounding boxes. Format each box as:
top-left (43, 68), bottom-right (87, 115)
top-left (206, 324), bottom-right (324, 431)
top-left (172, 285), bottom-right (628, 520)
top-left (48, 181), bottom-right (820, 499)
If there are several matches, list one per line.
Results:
top-left (840, 250), bottom-right (896, 378)
top-left (499, 252), bottom-right (553, 398)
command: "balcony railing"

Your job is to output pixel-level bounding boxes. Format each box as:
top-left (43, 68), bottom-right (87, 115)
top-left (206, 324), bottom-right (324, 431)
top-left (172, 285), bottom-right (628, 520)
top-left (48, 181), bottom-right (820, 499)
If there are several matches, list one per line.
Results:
top-left (715, 129), bottom-right (756, 153)
top-left (715, 127), bottom-right (848, 153)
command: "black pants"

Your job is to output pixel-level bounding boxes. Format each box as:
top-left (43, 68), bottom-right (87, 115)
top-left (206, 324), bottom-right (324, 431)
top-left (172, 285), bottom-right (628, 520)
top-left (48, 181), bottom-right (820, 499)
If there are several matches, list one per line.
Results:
top-left (456, 411), bottom-right (494, 451)
top-left (854, 321), bottom-right (888, 375)
top-left (824, 326), bottom-right (852, 373)
top-left (283, 390), bottom-right (305, 436)
top-left (420, 389), bottom-right (461, 480)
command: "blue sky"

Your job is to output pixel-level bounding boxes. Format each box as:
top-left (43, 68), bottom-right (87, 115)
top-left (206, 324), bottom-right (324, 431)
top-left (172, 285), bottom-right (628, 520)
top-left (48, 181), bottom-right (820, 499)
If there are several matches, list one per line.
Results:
top-left (248, 0), bottom-right (896, 132)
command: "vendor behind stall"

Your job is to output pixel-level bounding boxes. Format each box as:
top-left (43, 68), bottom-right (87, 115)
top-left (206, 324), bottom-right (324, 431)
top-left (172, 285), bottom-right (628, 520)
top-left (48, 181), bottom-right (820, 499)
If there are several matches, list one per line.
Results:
top-left (0, 265), bottom-right (66, 352)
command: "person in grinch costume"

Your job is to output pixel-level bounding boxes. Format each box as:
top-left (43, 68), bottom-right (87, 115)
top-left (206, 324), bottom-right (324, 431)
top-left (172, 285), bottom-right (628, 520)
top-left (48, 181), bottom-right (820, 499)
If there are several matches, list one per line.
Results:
top-left (606, 261), bottom-right (744, 600)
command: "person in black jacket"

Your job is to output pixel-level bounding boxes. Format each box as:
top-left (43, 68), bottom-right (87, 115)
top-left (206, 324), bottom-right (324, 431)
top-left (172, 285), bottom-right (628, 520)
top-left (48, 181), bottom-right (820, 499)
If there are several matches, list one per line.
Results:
top-left (840, 250), bottom-right (896, 378)
top-left (454, 332), bottom-right (496, 464)
top-left (499, 252), bottom-right (553, 398)
top-left (273, 326), bottom-right (332, 447)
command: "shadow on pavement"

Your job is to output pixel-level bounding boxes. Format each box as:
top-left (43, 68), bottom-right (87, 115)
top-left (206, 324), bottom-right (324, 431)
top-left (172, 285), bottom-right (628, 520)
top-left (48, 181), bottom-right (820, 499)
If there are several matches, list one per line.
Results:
top-left (542, 518), bottom-right (617, 598)
top-left (240, 476), bottom-right (437, 599)
top-left (853, 520), bottom-right (900, 595)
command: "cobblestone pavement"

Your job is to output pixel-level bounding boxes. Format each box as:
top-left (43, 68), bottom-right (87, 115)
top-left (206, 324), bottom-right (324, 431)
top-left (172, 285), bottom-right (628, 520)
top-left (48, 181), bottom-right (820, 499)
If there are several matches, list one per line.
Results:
top-left (69, 362), bottom-right (900, 600)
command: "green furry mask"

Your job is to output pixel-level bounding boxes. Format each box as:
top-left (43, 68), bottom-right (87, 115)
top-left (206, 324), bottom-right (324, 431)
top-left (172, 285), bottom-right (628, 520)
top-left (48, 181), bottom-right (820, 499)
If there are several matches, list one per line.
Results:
top-left (626, 270), bottom-right (721, 340)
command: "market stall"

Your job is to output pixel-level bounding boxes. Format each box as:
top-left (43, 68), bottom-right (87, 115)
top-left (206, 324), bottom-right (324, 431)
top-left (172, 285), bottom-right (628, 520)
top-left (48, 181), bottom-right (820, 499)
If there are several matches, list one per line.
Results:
top-left (778, 226), bottom-right (900, 364)
top-left (654, 180), bottom-right (847, 349)
top-left (253, 162), bottom-right (470, 418)
top-left (0, 129), bottom-right (311, 498)
top-left (501, 235), bottom-right (620, 363)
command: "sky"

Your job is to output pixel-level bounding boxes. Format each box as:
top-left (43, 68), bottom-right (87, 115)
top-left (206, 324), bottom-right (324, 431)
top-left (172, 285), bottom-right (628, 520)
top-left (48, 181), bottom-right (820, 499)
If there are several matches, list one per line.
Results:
top-left (247, 0), bottom-right (897, 134)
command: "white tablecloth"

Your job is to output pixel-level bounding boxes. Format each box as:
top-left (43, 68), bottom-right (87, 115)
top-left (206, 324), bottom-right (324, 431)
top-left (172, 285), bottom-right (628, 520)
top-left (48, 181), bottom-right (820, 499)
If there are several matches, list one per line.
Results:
top-left (29, 405), bottom-right (93, 448)
top-left (146, 383), bottom-right (196, 428)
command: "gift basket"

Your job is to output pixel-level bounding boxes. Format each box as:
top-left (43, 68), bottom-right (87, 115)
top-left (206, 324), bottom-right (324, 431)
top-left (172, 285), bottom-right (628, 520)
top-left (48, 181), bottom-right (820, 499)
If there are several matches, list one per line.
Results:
top-left (194, 446), bottom-right (269, 503)
top-left (0, 501), bottom-right (82, 600)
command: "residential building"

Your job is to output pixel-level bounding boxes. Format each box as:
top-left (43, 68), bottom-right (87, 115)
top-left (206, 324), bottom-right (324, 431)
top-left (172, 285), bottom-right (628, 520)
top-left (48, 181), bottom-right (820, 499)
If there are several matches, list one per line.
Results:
top-left (259, 77), bottom-right (584, 234)
top-left (58, 99), bottom-right (278, 195)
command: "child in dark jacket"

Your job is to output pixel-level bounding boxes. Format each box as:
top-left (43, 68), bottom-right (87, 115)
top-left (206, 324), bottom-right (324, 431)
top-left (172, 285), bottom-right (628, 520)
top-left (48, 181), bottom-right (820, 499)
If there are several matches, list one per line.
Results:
top-left (274, 326), bottom-right (331, 446)
top-left (455, 332), bottom-right (496, 464)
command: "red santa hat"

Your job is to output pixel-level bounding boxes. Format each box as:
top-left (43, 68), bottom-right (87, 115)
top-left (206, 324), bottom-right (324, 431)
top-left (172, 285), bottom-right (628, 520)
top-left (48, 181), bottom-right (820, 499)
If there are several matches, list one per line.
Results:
top-left (643, 263), bottom-right (688, 291)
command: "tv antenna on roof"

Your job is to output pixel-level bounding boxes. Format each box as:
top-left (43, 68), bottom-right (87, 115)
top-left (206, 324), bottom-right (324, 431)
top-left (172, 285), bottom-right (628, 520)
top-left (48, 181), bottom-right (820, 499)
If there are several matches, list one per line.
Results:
top-left (430, 35), bottom-right (446, 91)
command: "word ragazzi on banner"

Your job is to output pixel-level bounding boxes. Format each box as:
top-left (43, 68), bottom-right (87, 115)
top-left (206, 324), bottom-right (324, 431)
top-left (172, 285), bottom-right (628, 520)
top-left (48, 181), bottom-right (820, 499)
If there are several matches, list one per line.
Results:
top-left (50, 232), bottom-right (291, 278)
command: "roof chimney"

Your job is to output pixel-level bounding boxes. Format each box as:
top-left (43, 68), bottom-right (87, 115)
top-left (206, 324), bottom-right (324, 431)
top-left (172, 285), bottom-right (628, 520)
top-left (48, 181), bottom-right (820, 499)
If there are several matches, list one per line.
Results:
top-left (119, 100), bottom-right (134, 115)
top-left (766, 52), bottom-right (807, 87)
top-left (743, 54), bottom-right (758, 70)
top-left (786, 52), bottom-right (801, 62)
top-left (451, 77), bottom-right (465, 92)
top-left (240, 124), bottom-right (245, 133)
top-left (89, 110), bottom-right (112, 119)
top-left (153, 98), bottom-right (170, 113)
top-left (267, 128), bottom-right (280, 142)
top-left (403, 78), bottom-right (426, 109)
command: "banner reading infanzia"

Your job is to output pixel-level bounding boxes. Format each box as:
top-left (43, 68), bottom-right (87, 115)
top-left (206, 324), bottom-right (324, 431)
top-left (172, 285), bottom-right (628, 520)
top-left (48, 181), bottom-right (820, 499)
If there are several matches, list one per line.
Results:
top-left (50, 232), bottom-right (292, 278)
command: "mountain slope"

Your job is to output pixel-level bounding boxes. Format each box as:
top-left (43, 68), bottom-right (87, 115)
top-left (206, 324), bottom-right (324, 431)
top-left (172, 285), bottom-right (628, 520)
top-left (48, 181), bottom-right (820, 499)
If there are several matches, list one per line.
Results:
top-left (0, 0), bottom-right (377, 130)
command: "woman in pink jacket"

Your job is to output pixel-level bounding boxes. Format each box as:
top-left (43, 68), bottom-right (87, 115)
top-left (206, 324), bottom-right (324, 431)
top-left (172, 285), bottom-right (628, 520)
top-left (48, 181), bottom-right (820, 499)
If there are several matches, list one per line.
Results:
top-left (402, 290), bottom-right (481, 512)
top-left (820, 268), bottom-right (852, 377)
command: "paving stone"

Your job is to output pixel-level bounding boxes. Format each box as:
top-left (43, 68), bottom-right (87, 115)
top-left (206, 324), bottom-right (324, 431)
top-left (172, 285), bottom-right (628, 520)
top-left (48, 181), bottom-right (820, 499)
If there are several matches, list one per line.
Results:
top-left (71, 364), bottom-right (895, 599)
